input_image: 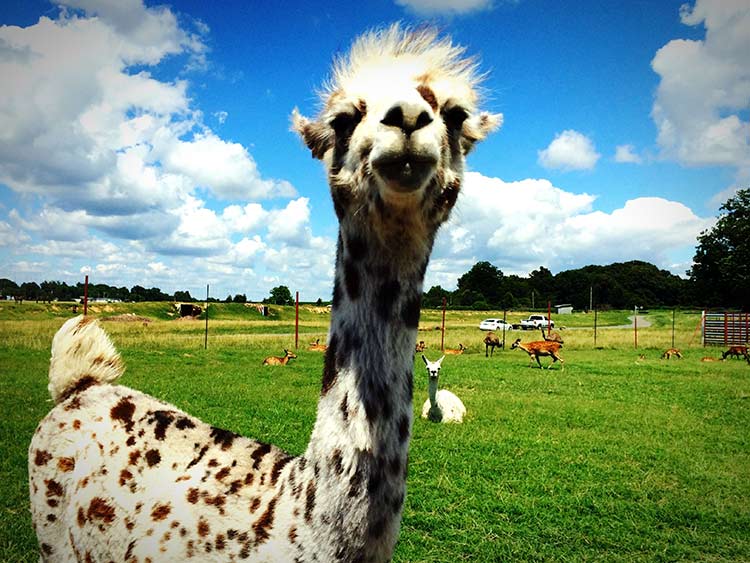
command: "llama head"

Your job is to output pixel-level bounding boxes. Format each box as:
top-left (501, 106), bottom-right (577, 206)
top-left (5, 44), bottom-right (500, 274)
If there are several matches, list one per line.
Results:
top-left (421, 354), bottom-right (445, 379)
top-left (292, 25), bottom-right (501, 225)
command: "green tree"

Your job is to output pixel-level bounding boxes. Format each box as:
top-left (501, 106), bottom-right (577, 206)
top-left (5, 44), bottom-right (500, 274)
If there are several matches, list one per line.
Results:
top-left (0, 278), bottom-right (19, 298)
top-left (267, 285), bottom-right (293, 305)
top-left (529, 266), bottom-right (555, 305)
top-left (456, 261), bottom-right (504, 307)
top-left (689, 188), bottom-right (750, 310)
top-left (422, 285), bottom-right (452, 308)
top-left (233, 293), bottom-right (247, 303)
top-left (174, 290), bottom-right (193, 302)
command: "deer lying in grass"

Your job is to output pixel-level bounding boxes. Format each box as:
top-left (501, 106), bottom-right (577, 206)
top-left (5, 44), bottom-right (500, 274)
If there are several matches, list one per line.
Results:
top-left (701, 356), bottom-right (721, 362)
top-left (511, 338), bottom-right (564, 370)
top-left (415, 340), bottom-right (426, 353)
top-left (308, 338), bottom-right (328, 352)
top-left (484, 333), bottom-right (501, 357)
top-left (722, 345), bottom-right (749, 361)
top-left (444, 343), bottom-right (466, 355)
top-left (262, 349), bottom-right (297, 365)
top-left (660, 348), bottom-right (682, 360)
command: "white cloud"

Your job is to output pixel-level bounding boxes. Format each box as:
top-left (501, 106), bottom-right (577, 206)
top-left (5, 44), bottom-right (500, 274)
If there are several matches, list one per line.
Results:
top-left (155, 131), bottom-right (297, 200)
top-left (651, 0), bottom-right (750, 170)
top-left (426, 172), bottom-right (712, 289)
top-left (0, 1), bottom-right (293, 232)
top-left (538, 130), bottom-right (601, 171)
top-left (0, 220), bottom-right (30, 246)
top-left (222, 204), bottom-right (268, 233)
top-left (614, 144), bottom-right (643, 164)
top-left (267, 198), bottom-right (313, 246)
top-left (394, 0), bottom-right (493, 15)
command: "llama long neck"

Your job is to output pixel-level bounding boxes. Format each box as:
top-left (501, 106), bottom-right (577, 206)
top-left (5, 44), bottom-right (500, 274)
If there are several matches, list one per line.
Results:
top-left (427, 377), bottom-right (442, 421)
top-left (300, 212), bottom-right (433, 560)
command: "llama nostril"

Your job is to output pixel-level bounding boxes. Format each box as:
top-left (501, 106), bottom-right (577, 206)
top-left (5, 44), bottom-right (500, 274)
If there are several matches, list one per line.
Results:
top-left (381, 106), bottom-right (404, 130)
top-left (381, 105), bottom-right (433, 134)
top-left (415, 111), bottom-right (432, 130)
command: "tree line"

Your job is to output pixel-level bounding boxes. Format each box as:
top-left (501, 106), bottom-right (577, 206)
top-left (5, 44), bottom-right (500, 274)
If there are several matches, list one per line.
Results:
top-left (2, 190), bottom-right (747, 311)
top-left (0, 279), bottom-right (303, 307)
top-left (423, 188), bottom-right (749, 312)
top-left (422, 260), bottom-right (691, 311)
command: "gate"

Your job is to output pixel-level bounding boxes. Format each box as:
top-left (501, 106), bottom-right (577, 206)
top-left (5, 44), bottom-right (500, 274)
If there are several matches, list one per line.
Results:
top-left (702, 311), bottom-right (750, 346)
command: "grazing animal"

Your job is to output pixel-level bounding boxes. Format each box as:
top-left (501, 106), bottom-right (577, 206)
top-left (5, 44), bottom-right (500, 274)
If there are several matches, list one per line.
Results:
top-left (722, 345), bottom-right (749, 361)
top-left (415, 340), bottom-right (426, 353)
top-left (510, 338), bottom-right (564, 370)
top-left (444, 343), bottom-right (466, 355)
top-left (262, 349), bottom-right (298, 366)
top-left (661, 348), bottom-right (683, 360)
top-left (308, 338), bottom-right (328, 352)
top-left (484, 332), bottom-right (501, 357)
top-left (700, 356), bottom-right (720, 362)
top-left (540, 326), bottom-right (564, 344)
top-left (420, 355), bottom-right (466, 423)
top-left (29, 25), bottom-right (500, 563)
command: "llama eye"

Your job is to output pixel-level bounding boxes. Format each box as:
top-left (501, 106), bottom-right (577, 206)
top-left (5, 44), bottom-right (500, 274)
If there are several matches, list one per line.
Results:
top-left (442, 106), bottom-right (468, 131)
top-left (330, 109), bottom-right (362, 137)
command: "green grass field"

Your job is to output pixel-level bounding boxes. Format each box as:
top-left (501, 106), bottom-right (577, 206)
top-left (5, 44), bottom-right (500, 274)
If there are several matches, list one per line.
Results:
top-left (1, 302), bottom-right (749, 562)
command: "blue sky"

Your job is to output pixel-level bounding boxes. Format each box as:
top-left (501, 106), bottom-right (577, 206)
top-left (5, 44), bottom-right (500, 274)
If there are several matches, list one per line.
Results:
top-left (1, 0), bottom-right (748, 301)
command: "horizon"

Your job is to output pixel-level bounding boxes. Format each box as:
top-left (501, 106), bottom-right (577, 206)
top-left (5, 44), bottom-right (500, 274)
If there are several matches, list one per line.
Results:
top-left (1, 0), bottom-right (748, 301)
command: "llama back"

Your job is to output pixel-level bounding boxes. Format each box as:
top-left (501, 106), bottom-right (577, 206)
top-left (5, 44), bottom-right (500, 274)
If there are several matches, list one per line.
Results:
top-left (48, 315), bottom-right (124, 403)
top-left (31, 315), bottom-right (307, 562)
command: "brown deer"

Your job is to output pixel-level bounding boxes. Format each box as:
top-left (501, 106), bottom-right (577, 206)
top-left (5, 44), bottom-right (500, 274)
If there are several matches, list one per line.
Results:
top-left (262, 348), bottom-right (298, 366)
top-left (484, 332), bottom-right (502, 357)
top-left (511, 338), bottom-right (564, 370)
top-left (415, 340), bottom-right (426, 353)
top-left (308, 338), bottom-right (328, 352)
top-left (722, 345), bottom-right (749, 361)
top-left (661, 348), bottom-right (683, 360)
top-left (540, 326), bottom-right (564, 344)
top-left (700, 356), bottom-right (720, 362)
top-left (444, 343), bottom-right (466, 355)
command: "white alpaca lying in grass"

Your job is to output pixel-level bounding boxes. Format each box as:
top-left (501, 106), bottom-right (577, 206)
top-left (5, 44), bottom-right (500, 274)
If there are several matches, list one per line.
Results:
top-left (420, 355), bottom-right (466, 423)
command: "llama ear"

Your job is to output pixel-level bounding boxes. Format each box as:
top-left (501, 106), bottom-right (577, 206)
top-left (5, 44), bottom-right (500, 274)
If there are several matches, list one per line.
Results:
top-left (291, 108), bottom-right (333, 160)
top-left (421, 354), bottom-right (428, 365)
top-left (437, 355), bottom-right (445, 365)
top-left (460, 111), bottom-right (503, 154)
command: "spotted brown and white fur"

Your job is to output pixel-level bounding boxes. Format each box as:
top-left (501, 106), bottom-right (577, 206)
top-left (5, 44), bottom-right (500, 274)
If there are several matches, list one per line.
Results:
top-left (29, 24), bottom-right (500, 563)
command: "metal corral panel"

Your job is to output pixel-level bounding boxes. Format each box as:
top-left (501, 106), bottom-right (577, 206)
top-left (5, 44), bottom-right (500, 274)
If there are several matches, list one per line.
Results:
top-left (703, 312), bottom-right (750, 346)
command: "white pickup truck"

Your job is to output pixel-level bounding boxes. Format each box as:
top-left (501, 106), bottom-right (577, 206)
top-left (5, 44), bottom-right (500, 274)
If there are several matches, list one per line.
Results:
top-left (518, 314), bottom-right (554, 330)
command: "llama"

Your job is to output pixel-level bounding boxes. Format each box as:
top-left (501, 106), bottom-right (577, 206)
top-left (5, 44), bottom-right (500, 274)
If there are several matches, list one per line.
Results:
top-left (420, 355), bottom-right (466, 423)
top-left (484, 332), bottom-right (501, 357)
top-left (262, 349), bottom-right (298, 366)
top-left (443, 343), bottom-right (466, 355)
top-left (510, 338), bottom-right (564, 370)
top-left (308, 339), bottom-right (328, 352)
top-left (660, 348), bottom-right (682, 360)
top-left (28, 25), bottom-right (500, 563)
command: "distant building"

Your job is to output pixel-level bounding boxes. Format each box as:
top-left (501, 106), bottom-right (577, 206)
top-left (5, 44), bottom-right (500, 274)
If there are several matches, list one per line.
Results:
top-left (555, 303), bottom-right (573, 315)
